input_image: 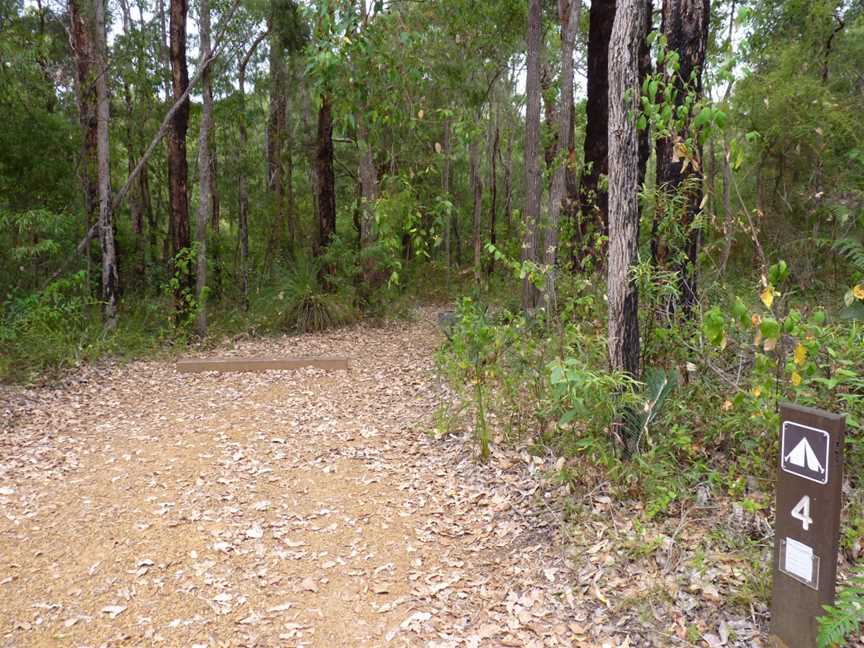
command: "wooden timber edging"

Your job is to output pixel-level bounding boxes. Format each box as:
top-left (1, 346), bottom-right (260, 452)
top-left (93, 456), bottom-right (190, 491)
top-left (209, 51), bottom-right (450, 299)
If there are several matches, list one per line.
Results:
top-left (176, 357), bottom-right (350, 373)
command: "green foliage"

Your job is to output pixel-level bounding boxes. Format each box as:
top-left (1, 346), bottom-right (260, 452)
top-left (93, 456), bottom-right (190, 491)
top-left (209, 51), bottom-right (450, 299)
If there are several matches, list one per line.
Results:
top-left (818, 563), bottom-right (864, 648)
top-left (276, 255), bottom-right (353, 333)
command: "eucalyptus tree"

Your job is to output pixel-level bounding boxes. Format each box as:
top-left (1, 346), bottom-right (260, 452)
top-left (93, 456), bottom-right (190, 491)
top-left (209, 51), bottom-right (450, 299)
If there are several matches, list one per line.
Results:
top-left (194, 0), bottom-right (214, 335)
top-left (68, 0), bottom-right (98, 232)
top-left (542, 0), bottom-right (581, 313)
top-left (167, 0), bottom-right (192, 319)
top-left (93, 0), bottom-right (119, 327)
top-left (523, 0), bottom-right (543, 311)
top-left (607, 0), bottom-right (648, 380)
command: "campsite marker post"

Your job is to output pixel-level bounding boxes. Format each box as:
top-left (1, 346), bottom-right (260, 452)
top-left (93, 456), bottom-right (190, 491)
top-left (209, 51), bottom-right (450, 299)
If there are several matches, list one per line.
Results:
top-left (770, 403), bottom-right (844, 648)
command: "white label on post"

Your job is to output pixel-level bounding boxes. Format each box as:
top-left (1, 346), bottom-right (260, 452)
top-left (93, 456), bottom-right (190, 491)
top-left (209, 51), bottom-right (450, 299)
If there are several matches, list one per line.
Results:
top-left (791, 495), bottom-right (813, 530)
top-left (784, 537), bottom-right (814, 583)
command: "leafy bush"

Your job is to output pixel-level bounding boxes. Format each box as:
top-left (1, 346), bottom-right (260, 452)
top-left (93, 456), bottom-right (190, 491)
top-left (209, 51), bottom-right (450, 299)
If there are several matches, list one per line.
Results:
top-left (277, 255), bottom-right (354, 333)
top-left (0, 271), bottom-right (97, 380)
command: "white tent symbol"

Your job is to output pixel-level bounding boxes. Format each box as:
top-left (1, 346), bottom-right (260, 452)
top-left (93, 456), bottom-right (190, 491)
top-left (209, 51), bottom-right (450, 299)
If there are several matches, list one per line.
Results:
top-left (785, 437), bottom-right (825, 473)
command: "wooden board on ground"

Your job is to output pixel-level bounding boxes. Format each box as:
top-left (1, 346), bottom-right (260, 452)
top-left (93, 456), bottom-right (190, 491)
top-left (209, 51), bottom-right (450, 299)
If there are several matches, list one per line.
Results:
top-left (176, 357), bottom-right (350, 373)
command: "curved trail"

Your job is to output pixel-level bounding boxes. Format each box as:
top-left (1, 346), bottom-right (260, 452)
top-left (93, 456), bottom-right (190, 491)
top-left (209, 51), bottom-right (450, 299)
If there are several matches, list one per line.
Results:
top-left (0, 309), bottom-right (577, 647)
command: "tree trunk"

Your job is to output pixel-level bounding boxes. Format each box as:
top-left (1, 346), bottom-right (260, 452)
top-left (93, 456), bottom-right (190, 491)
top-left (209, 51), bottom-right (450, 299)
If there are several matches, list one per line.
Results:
top-left (442, 117), bottom-right (453, 267)
top-left (503, 122), bottom-right (514, 236)
top-left (543, 0), bottom-right (581, 313)
top-left (118, 0), bottom-right (145, 283)
top-left (655, 0), bottom-right (711, 313)
top-left (358, 115), bottom-right (378, 286)
top-left (522, 0), bottom-right (543, 311)
top-left (168, 0), bottom-right (191, 321)
top-left (237, 31), bottom-right (266, 310)
top-left (607, 0), bottom-right (646, 379)
top-left (577, 0), bottom-right (615, 265)
top-left (266, 24), bottom-right (287, 264)
top-left (314, 94), bottom-right (336, 258)
top-left (194, 0), bottom-right (212, 336)
top-left (209, 148), bottom-right (221, 298)
top-left (68, 0), bottom-right (98, 242)
top-left (93, 0), bottom-right (119, 328)
top-left (486, 119), bottom-right (499, 276)
top-left (470, 137), bottom-right (483, 287)
top-left (540, 61), bottom-right (558, 169)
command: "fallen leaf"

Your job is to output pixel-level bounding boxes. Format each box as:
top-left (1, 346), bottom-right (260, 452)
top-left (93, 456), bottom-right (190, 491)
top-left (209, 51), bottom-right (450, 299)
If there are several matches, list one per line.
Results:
top-left (101, 605), bottom-right (126, 619)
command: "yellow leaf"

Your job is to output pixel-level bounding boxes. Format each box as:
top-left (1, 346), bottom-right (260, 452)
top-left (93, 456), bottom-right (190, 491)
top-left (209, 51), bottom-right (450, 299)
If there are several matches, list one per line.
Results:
top-left (760, 286), bottom-right (774, 309)
top-left (752, 386), bottom-right (762, 398)
top-left (854, 284), bottom-right (864, 301)
top-left (791, 371), bottom-right (802, 387)
top-left (794, 343), bottom-right (807, 366)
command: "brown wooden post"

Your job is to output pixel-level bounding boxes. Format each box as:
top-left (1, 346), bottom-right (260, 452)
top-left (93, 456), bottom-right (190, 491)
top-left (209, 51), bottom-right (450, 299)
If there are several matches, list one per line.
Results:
top-left (770, 403), bottom-right (845, 648)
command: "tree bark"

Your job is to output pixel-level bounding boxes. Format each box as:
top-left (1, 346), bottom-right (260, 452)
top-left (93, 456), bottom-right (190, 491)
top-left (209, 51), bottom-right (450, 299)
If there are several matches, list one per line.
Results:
top-left (168, 0), bottom-right (192, 320)
top-left (654, 0), bottom-right (710, 313)
top-left (68, 0), bottom-right (98, 240)
top-left (540, 61), bottom-right (558, 169)
top-left (442, 117), bottom-right (453, 267)
top-left (486, 117), bottom-right (499, 276)
top-left (266, 19), bottom-right (287, 263)
top-left (237, 30), bottom-right (266, 310)
top-left (543, 0), bottom-right (581, 313)
top-left (314, 94), bottom-right (336, 258)
top-left (522, 0), bottom-right (543, 311)
top-left (470, 136), bottom-right (483, 287)
top-left (93, 0), bottom-right (119, 328)
top-left (503, 121), bottom-right (514, 237)
top-left (576, 0), bottom-right (615, 265)
top-left (194, 0), bottom-right (212, 336)
top-left (358, 115), bottom-right (378, 286)
top-left (607, 0), bottom-right (646, 379)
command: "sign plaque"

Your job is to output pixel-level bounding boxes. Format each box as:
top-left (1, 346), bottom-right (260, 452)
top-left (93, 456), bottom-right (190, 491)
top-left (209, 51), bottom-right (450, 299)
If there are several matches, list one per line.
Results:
top-left (770, 403), bottom-right (845, 648)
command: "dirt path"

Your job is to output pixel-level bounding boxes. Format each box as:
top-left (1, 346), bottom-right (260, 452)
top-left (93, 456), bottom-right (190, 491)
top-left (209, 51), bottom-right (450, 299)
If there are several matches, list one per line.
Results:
top-left (0, 308), bottom-right (581, 647)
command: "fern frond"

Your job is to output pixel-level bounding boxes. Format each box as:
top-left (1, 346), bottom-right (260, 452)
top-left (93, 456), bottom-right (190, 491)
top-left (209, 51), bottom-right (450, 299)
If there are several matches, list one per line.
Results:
top-left (833, 238), bottom-right (864, 273)
top-left (817, 565), bottom-right (864, 648)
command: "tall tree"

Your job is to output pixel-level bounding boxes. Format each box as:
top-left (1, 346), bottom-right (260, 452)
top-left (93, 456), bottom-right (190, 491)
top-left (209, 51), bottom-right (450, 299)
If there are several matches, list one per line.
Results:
top-left (314, 94), bottom-right (336, 257)
top-left (576, 0), bottom-right (615, 264)
top-left (654, 0), bottom-right (711, 312)
top-left (470, 135), bottom-right (483, 287)
top-left (68, 0), bottom-right (98, 241)
top-left (93, 0), bottom-right (119, 327)
top-left (607, 0), bottom-right (647, 380)
top-left (486, 103), bottom-right (499, 276)
top-left (194, 0), bottom-right (213, 335)
top-left (237, 30), bottom-right (267, 310)
top-left (266, 8), bottom-right (288, 263)
top-left (167, 0), bottom-right (191, 320)
top-left (355, 0), bottom-right (379, 289)
top-left (542, 0), bottom-right (581, 312)
top-left (522, 0), bottom-right (543, 311)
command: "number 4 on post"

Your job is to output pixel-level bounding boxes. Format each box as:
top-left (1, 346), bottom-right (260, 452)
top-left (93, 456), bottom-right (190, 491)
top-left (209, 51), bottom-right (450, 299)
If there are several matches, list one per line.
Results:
top-left (791, 495), bottom-right (813, 530)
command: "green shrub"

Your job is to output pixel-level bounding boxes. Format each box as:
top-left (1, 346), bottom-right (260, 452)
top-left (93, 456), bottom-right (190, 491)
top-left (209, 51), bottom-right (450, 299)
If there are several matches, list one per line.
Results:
top-left (277, 255), bottom-right (354, 333)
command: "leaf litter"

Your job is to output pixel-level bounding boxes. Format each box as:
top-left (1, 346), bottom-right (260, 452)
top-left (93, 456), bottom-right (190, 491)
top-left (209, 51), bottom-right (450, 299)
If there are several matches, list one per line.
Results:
top-left (0, 307), bottom-right (770, 646)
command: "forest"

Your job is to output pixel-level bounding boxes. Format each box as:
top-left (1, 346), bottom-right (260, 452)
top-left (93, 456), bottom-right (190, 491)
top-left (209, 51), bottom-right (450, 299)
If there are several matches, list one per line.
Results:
top-left (2, 0), bottom-right (864, 645)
